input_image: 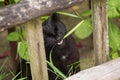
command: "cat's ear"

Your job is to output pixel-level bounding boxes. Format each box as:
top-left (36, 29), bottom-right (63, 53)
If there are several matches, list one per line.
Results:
top-left (50, 13), bottom-right (59, 22)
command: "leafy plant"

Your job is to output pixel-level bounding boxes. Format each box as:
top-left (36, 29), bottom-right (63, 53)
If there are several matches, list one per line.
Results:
top-left (108, 0), bottom-right (120, 18)
top-left (108, 21), bottom-right (120, 50)
top-left (108, 21), bottom-right (120, 59)
top-left (59, 0), bottom-right (120, 59)
top-left (4, 0), bottom-right (120, 79)
top-left (64, 20), bottom-right (85, 39)
top-left (0, 58), bottom-right (11, 80)
top-left (7, 27), bottom-right (29, 61)
top-left (74, 19), bottom-right (92, 39)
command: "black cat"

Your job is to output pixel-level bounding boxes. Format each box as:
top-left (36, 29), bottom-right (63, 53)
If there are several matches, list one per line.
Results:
top-left (16, 13), bottom-right (80, 80)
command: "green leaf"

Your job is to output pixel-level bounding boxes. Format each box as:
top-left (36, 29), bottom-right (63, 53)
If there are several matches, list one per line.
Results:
top-left (7, 32), bottom-right (19, 41)
top-left (108, 0), bottom-right (120, 18)
top-left (110, 50), bottom-right (119, 59)
top-left (75, 19), bottom-right (92, 39)
top-left (108, 21), bottom-right (120, 50)
top-left (64, 20), bottom-right (85, 39)
top-left (108, 0), bottom-right (120, 8)
top-left (108, 6), bottom-right (120, 18)
top-left (17, 42), bottom-right (29, 61)
top-left (79, 10), bottom-right (91, 17)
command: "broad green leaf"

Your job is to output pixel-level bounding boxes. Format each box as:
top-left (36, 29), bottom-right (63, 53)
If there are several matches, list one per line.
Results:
top-left (108, 0), bottom-right (120, 8)
top-left (108, 0), bottom-right (120, 18)
top-left (17, 42), bottom-right (29, 61)
top-left (7, 32), bottom-right (19, 41)
top-left (108, 21), bottom-right (120, 49)
top-left (110, 50), bottom-right (119, 59)
top-left (64, 20), bottom-right (84, 39)
top-left (108, 6), bottom-right (120, 18)
top-left (75, 19), bottom-right (92, 39)
top-left (79, 10), bottom-right (91, 17)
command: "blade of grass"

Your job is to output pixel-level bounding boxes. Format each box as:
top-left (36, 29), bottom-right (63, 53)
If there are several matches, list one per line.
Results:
top-left (66, 66), bottom-right (73, 77)
top-left (49, 46), bottom-right (55, 65)
top-left (57, 12), bottom-right (79, 18)
top-left (64, 20), bottom-right (84, 39)
top-left (47, 61), bottom-right (67, 79)
top-left (0, 57), bottom-right (8, 71)
top-left (55, 75), bottom-right (59, 80)
top-left (12, 71), bottom-right (21, 80)
top-left (48, 68), bottom-right (56, 74)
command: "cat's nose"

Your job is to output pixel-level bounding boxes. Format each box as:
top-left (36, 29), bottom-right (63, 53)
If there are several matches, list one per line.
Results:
top-left (57, 37), bottom-right (61, 41)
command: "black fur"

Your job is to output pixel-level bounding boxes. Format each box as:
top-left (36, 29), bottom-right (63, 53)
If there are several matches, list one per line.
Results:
top-left (16, 13), bottom-right (80, 80)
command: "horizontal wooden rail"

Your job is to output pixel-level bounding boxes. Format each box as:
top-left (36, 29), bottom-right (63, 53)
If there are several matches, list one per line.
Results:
top-left (0, 0), bottom-right (84, 32)
top-left (66, 58), bottom-right (120, 80)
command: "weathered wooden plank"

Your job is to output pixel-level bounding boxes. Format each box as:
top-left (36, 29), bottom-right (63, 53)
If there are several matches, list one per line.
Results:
top-left (0, 0), bottom-right (84, 32)
top-left (66, 58), bottom-right (120, 80)
top-left (25, 19), bottom-right (48, 80)
top-left (91, 0), bottom-right (109, 64)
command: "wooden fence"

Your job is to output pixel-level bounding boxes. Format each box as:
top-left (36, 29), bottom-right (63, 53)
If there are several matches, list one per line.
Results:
top-left (0, 0), bottom-right (119, 80)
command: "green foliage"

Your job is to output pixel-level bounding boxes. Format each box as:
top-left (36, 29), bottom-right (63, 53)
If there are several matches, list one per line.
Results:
top-left (108, 21), bottom-right (120, 59)
top-left (0, 58), bottom-right (10, 80)
top-left (47, 46), bottom-right (67, 79)
top-left (7, 27), bottom-right (29, 61)
top-left (75, 19), bottom-right (92, 39)
top-left (110, 50), bottom-right (119, 59)
top-left (108, 0), bottom-right (120, 18)
top-left (79, 10), bottom-right (91, 17)
top-left (47, 61), bottom-right (67, 79)
top-left (0, 0), bottom-right (20, 6)
top-left (64, 20), bottom-right (84, 39)
top-left (59, 12), bottom-right (92, 40)
top-left (108, 21), bottom-right (120, 50)
top-left (4, 0), bottom-right (120, 79)
top-left (17, 41), bottom-right (29, 61)
top-left (59, 0), bottom-right (120, 59)
top-left (7, 31), bottom-right (19, 41)
top-left (8, 0), bottom-right (20, 4)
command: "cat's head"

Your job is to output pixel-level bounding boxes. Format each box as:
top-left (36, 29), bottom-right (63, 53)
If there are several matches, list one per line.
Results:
top-left (42, 13), bottom-right (67, 47)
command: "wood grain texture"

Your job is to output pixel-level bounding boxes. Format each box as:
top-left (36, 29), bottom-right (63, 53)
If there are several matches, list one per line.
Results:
top-left (91, 0), bottom-right (109, 65)
top-left (25, 19), bottom-right (48, 80)
top-left (0, 0), bottom-right (84, 32)
top-left (66, 58), bottom-right (120, 80)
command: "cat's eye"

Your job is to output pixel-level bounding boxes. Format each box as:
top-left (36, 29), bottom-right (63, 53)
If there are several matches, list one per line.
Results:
top-left (47, 33), bottom-right (56, 37)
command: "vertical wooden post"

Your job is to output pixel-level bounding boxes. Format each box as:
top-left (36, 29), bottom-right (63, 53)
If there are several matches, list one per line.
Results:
top-left (91, 0), bottom-right (109, 65)
top-left (25, 19), bottom-right (48, 80)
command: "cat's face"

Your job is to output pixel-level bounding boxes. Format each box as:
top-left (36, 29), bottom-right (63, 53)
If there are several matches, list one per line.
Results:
top-left (42, 13), bottom-right (67, 47)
